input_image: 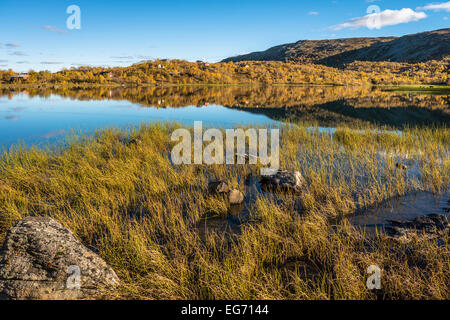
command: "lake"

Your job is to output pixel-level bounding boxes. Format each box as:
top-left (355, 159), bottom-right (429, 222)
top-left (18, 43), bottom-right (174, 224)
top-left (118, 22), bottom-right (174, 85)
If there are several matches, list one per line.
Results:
top-left (0, 86), bottom-right (448, 149)
top-left (0, 93), bottom-right (276, 148)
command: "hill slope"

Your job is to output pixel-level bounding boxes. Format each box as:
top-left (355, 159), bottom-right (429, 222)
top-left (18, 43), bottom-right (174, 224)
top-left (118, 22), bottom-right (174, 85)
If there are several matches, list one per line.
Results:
top-left (223, 37), bottom-right (395, 63)
top-left (223, 29), bottom-right (450, 67)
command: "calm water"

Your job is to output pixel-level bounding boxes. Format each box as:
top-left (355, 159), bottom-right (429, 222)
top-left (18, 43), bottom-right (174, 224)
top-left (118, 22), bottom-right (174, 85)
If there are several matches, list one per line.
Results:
top-left (0, 93), bottom-right (276, 149)
top-left (0, 86), bottom-right (448, 149)
top-left (345, 192), bottom-right (450, 235)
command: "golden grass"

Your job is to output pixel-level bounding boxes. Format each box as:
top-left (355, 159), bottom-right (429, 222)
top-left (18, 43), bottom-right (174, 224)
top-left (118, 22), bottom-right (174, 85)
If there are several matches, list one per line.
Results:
top-left (0, 122), bottom-right (448, 300)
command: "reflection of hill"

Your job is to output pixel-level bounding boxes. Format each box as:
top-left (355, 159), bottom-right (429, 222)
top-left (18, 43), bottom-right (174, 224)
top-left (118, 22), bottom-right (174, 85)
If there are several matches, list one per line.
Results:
top-left (230, 104), bottom-right (366, 127)
top-left (233, 100), bottom-right (450, 128)
top-left (1, 86), bottom-right (448, 128)
top-left (323, 101), bottom-right (450, 127)
top-left (1, 86), bottom-right (374, 108)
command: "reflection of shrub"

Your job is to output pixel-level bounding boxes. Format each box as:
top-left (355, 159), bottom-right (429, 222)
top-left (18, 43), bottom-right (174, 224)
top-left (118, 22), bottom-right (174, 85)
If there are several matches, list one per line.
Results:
top-left (1, 85), bottom-right (447, 112)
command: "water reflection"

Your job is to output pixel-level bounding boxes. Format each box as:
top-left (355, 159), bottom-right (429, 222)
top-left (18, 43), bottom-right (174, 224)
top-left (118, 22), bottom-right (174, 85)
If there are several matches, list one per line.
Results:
top-left (0, 86), bottom-right (448, 148)
top-left (344, 192), bottom-right (450, 237)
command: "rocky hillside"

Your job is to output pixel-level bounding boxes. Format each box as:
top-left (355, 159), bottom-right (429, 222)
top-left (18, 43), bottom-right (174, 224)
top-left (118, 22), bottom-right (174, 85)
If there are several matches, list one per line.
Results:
top-left (223, 37), bottom-right (395, 64)
top-left (223, 29), bottom-right (450, 68)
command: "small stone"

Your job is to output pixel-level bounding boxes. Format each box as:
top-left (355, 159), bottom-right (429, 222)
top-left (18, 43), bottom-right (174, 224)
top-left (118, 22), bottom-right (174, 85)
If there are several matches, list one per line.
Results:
top-left (208, 181), bottom-right (230, 194)
top-left (229, 189), bottom-right (244, 205)
top-left (395, 163), bottom-right (408, 170)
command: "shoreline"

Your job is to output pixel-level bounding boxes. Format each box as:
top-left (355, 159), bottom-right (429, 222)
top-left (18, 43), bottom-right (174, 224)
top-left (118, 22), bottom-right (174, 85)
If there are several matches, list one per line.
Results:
top-left (1, 82), bottom-right (449, 93)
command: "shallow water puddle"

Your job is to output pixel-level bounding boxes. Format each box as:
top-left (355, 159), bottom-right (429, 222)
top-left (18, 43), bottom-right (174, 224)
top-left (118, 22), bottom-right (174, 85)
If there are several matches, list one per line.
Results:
top-left (344, 191), bottom-right (450, 236)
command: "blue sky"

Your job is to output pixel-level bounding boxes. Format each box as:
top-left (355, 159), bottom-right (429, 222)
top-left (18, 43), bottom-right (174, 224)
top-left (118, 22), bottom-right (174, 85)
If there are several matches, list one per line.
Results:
top-left (1, 0), bottom-right (449, 72)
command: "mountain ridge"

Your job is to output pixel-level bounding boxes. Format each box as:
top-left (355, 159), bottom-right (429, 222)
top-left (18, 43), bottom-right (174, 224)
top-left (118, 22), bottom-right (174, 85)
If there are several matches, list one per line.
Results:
top-left (222, 28), bottom-right (450, 67)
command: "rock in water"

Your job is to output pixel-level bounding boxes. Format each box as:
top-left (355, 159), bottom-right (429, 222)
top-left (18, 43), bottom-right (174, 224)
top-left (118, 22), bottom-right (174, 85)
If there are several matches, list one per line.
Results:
top-left (386, 214), bottom-right (449, 243)
top-left (208, 181), bottom-right (230, 194)
top-left (0, 216), bottom-right (119, 300)
top-left (395, 163), bottom-right (408, 170)
top-left (260, 170), bottom-right (303, 193)
top-left (229, 189), bottom-right (244, 205)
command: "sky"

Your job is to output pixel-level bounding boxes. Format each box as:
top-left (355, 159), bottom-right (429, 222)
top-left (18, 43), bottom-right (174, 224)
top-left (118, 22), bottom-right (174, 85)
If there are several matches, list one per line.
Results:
top-left (1, 0), bottom-right (449, 72)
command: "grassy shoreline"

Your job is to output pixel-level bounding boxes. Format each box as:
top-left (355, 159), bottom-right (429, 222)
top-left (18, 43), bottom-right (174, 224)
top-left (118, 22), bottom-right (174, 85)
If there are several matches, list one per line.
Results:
top-left (0, 82), bottom-right (349, 90)
top-left (1, 123), bottom-right (448, 299)
top-left (2, 82), bottom-right (449, 94)
top-left (381, 85), bottom-right (450, 94)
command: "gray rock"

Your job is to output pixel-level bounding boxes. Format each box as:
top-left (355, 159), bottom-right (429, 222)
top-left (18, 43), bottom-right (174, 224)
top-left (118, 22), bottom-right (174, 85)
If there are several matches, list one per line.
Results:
top-left (260, 170), bottom-right (303, 193)
top-left (0, 216), bottom-right (119, 300)
top-left (208, 181), bottom-right (230, 194)
top-left (229, 189), bottom-right (244, 205)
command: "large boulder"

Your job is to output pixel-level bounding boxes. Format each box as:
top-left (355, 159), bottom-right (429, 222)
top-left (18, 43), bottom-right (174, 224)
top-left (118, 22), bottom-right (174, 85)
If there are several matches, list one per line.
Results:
top-left (260, 170), bottom-right (303, 193)
top-left (0, 216), bottom-right (119, 300)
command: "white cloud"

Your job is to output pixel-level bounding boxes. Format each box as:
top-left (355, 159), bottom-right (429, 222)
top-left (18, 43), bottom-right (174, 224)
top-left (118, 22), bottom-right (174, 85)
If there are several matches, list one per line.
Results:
top-left (5, 42), bottom-right (20, 47)
top-left (41, 61), bottom-right (63, 65)
top-left (331, 8), bottom-right (427, 30)
top-left (110, 56), bottom-right (134, 59)
top-left (136, 55), bottom-right (153, 60)
top-left (42, 26), bottom-right (68, 34)
top-left (10, 51), bottom-right (28, 56)
top-left (417, 1), bottom-right (450, 12)
top-left (71, 63), bottom-right (92, 67)
top-left (5, 116), bottom-right (19, 121)
top-left (308, 11), bottom-right (319, 15)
